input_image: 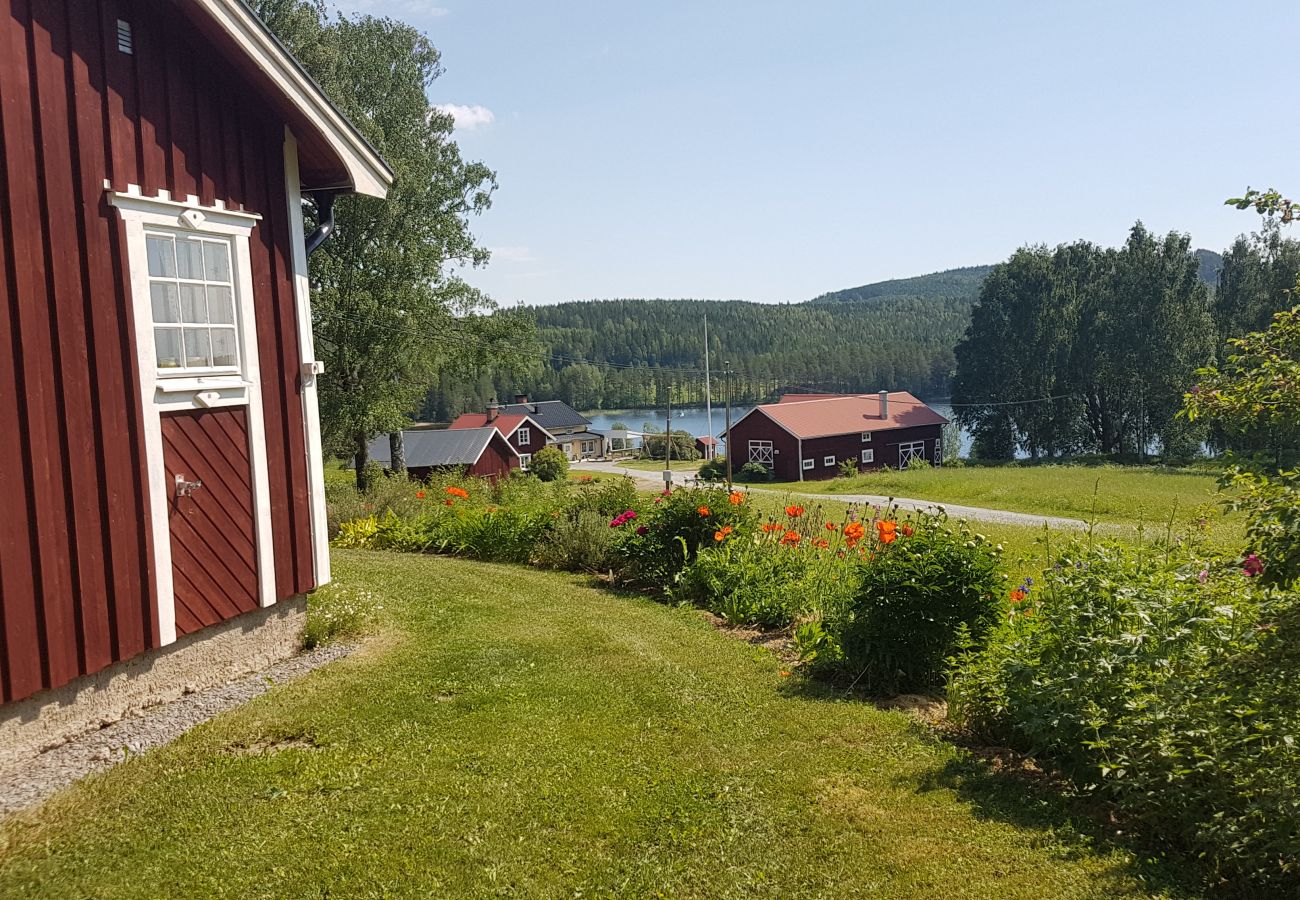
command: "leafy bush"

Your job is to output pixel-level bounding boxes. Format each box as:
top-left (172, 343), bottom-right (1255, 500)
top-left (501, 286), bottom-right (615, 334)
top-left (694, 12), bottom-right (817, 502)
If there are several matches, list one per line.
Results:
top-left (433, 505), bottom-right (550, 563)
top-left (831, 513), bottom-right (1002, 692)
top-left (950, 541), bottom-right (1300, 893)
top-left (837, 458), bottom-right (859, 478)
top-left (614, 487), bottom-right (754, 590)
top-left (532, 509), bottom-right (620, 572)
top-left (735, 462), bottom-right (772, 483)
top-left (569, 475), bottom-right (640, 518)
top-left (529, 446), bottom-right (569, 482)
top-left (677, 538), bottom-right (809, 627)
top-left (697, 457), bottom-right (726, 481)
top-left (303, 583), bottom-right (381, 649)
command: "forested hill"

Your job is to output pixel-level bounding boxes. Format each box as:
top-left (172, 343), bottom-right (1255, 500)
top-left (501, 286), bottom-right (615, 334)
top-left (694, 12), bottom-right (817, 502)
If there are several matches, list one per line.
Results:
top-left (808, 265), bottom-right (995, 305)
top-left (423, 252), bottom-right (1222, 418)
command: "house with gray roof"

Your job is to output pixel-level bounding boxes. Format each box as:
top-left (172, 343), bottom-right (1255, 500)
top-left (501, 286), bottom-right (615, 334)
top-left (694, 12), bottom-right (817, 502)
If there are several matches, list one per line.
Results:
top-left (368, 427), bottom-right (519, 482)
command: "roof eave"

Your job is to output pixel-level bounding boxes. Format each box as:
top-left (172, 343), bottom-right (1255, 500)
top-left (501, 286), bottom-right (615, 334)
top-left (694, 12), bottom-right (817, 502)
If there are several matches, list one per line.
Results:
top-left (185, 0), bottom-right (393, 198)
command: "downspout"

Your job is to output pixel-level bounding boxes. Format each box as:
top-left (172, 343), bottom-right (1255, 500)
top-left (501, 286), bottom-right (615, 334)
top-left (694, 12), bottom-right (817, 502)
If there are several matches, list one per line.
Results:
top-left (798, 437), bottom-right (804, 482)
top-left (305, 191), bottom-right (337, 255)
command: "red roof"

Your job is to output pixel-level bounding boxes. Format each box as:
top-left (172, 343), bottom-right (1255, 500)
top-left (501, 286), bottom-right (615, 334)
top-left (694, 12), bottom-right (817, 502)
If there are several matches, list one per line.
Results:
top-left (743, 392), bottom-right (947, 439)
top-left (696, 436), bottom-right (718, 445)
top-left (449, 412), bottom-right (530, 436)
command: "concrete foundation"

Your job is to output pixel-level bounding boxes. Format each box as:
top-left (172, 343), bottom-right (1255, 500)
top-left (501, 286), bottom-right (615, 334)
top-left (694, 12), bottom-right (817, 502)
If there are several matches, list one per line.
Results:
top-left (0, 597), bottom-right (306, 771)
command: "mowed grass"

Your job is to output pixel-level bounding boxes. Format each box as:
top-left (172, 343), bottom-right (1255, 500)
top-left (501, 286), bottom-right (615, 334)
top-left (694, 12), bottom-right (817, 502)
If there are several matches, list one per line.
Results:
top-left (782, 463), bottom-right (1226, 527)
top-left (617, 457), bottom-right (701, 472)
top-left (0, 552), bottom-right (1165, 899)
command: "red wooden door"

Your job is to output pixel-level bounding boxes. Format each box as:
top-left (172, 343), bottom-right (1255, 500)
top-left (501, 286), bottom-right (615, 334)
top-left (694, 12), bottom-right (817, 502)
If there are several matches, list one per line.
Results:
top-left (161, 409), bottom-right (259, 635)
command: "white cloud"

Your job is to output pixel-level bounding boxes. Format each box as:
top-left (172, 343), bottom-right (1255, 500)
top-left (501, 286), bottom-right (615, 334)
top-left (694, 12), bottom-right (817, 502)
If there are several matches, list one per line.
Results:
top-left (490, 246), bottom-right (537, 263)
top-left (433, 103), bottom-right (495, 131)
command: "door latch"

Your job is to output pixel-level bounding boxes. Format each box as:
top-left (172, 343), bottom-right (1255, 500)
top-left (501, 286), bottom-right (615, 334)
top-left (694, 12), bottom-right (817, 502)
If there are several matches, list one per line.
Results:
top-left (175, 474), bottom-right (204, 497)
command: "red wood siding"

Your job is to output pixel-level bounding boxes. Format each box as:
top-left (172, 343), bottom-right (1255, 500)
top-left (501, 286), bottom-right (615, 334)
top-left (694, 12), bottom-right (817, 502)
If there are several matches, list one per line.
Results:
top-left (727, 411), bottom-right (943, 481)
top-left (0, 0), bottom-right (315, 703)
top-left (162, 410), bottom-right (259, 634)
top-left (511, 423), bottom-right (546, 457)
top-left (468, 434), bottom-right (521, 481)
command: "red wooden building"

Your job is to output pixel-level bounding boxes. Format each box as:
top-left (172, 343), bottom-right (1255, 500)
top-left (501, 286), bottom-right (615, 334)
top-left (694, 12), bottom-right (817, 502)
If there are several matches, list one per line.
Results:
top-left (0, 0), bottom-right (390, 731)
top-left (449, 401), bottom-right (552, 470)
top-left (725, 392), bottom-right (947, 481)
top-left (368, 427), bottom-right (521, 482)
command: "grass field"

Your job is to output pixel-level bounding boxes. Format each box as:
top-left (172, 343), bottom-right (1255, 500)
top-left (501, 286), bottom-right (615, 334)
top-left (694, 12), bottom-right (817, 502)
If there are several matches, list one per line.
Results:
top-left (0, 552), bottom-right (1171, 899)
top-left (617, 457), bottom-right (701, 472)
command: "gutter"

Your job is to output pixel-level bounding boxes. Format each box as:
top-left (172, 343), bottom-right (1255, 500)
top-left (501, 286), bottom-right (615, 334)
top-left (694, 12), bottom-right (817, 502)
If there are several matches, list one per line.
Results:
top-left (305, 191), bottom-right (336, 255)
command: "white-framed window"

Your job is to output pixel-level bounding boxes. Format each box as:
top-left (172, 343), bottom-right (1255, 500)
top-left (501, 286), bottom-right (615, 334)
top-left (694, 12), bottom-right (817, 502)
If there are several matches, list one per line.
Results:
top-left (802, 458), bottom-right (814, 470)
top-left (823, 455), bottom-right (836, 467)
top-left (145, 230), bottom-right (241, 375)
top-left (899, 441), bottom-right (926, 469)
top-left (748, 440), bottom-right (774, 469)
top-left (861, 431), bottom-right (872, 443)
top-left (519, 453), bottom-right (531, 469)
top-left (861, 449), bottom-right (874, 464)
top-left (516, 426), bottom-right (531, 446)
top-left (934, 438), bottom-right (943, 463)
top-left (581, 440), bottom-right (596, 453)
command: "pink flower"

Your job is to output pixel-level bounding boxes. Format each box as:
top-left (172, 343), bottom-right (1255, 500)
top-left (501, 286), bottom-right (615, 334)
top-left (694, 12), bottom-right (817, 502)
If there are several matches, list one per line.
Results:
top-left (1197, 569), bottom-right (1209, 584)
top-left (1243, 553), bottom-right (1264, 578)
top-left (635, 525), bottom-right (648, 535)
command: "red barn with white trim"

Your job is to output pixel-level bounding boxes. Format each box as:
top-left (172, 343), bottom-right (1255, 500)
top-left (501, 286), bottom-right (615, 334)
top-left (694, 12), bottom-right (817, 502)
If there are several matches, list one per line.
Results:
top-left (0, 0), bottom-right (390, 756)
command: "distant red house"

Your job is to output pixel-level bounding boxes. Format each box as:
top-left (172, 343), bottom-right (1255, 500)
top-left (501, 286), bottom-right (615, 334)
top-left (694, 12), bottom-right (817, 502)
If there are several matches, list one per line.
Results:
top-left (725, 392), bottom-right (948, 481)
top-left (0, 0), bottom-right (390, 757)
top-left (369, 428), bottom-right (520, 482)
top-left (695, 435), bottom-right (718, 457)
top-left (449, 402), bottom-right (552, 469)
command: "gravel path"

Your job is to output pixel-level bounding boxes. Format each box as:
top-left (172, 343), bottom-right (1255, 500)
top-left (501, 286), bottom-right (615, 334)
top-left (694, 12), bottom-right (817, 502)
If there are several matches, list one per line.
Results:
top-left (571, 460), bottom-right (1088, 530)
top-left (0, 642), bottom-right (355, 818)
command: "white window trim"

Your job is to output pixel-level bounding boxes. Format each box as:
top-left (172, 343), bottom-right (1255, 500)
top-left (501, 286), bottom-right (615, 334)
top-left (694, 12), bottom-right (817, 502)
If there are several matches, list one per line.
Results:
top-left (519, 452), bottom-right (532, 469)
top-left (145, 230), bottom-right (243, 378)
top-left (861, 448), bottom-right (874, 464)
top-left (516, 426), bottom-right (530, 446)
top-left (110, 185), bottom-right (275, 646)
top-left (861, 431), bottom-right (872, 443)
top-left (899, 440), bottom-right (926, 469)
top-left (802, 458), bottom-right (815, 470)
top-left (747, 439), bottom-right (774, 469)
top-left (823, 455), bottom-right (835, 466)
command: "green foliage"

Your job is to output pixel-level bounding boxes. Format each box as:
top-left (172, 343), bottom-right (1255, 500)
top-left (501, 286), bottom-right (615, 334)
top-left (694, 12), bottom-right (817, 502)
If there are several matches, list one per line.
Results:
top-left (250, 1), bottom-right (530, 489)
top-left (953, 224), bottom-right (1216, 459)
top-left (950, 540), bottom-right (1300, 893)
top-left (697, 457), bottom-right (726, 481)
top-left (837, 458), bottom-right (859, 478)
top-left (614, 488), bottom-right (754, 590)
top-left (303, 583), bottom-right (381, 649)
top-left (531, 509), bottom-right (619, 572)
top-left (676, 538), bottom-right (811, 627)
top-left (834, 514), bottom-right (1003, 693)
top-left (568, 475), bottom-right (639, 518)
top-left (640, 430), bottom-right (699, 461)
top-left (735, 462), bottom-right (773, 483)
top-left (529, 446), bottom-right (569, 482)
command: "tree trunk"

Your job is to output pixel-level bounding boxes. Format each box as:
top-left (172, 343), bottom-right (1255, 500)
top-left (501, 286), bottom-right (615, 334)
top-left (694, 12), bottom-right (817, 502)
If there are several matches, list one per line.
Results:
top-left (354, 431), bottom-right (370, 493)
top-left (389, 431), bottom-right (407, 477)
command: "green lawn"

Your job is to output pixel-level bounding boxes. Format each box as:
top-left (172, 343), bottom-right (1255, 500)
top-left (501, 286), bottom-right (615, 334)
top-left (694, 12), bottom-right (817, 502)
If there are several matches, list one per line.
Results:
top-left (0, 552), bottom-right (1168, 898)
top-left (617, 457), bottom-right (701, 473)
top-left (778, 463), bottom-right (1226, 528)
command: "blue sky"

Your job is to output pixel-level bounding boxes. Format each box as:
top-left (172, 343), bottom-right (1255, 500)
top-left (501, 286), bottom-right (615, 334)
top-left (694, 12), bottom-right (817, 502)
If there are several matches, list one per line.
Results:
top-left (332, 0), bottom-right (1300, 306)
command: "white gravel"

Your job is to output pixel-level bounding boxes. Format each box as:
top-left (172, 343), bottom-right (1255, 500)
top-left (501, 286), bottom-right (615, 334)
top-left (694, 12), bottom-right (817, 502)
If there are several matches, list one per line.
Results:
top-left (0, 641), bottom-right (355, 818)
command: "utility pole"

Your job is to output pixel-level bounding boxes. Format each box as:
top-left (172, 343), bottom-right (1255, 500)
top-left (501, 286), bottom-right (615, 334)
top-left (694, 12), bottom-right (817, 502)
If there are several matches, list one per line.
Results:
top-left (703, 313), bottom-right (713, 460)
top-left (663, 384), bottom-right (673, 493)
top-left (724, 361), bottom-right (733, 489)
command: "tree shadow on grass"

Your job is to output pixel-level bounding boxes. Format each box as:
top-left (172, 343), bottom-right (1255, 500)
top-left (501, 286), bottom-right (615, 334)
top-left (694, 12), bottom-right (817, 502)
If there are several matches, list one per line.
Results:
top-left (908, 744), bottom-right (1203, 899)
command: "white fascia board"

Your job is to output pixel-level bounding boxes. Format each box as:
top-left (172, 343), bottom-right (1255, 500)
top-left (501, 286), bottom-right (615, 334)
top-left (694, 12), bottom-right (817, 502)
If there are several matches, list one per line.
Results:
top-left (194, 0), bottom-right (392, 198)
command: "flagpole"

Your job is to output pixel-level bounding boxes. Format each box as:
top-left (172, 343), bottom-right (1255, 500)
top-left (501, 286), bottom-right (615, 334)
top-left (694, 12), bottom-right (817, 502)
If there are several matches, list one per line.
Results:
top-left (703, 313), bottom-right (713, 459)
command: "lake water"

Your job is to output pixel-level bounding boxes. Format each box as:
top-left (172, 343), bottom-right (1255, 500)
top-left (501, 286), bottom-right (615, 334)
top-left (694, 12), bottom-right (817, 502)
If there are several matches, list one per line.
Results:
top-left (582, 401), bottom-right (975, 457)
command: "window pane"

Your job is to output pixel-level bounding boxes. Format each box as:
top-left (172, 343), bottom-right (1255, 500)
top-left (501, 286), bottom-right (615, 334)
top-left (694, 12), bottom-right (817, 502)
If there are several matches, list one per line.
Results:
top-left (210, 328), bottom-right (238, 367)
top-left (175, 238), bottom-right (204, 279)
top-left (146, 235), bottom-right (175, 277)
top-left (207, 285), bottom-right (234, 324)
top-left (155, 328), bottom-right (182, 369)
top-left (203, 241), bottom-right (231, 282)
top-left (150, 282), bottom-right (179, 323)
top-left (179, 284), bottom-right (207, 323)
top-left (183, 329), bottom-right (211, 368)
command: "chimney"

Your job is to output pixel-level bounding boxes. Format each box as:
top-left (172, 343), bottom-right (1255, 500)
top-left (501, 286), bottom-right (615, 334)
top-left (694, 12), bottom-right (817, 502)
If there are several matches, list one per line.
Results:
top-left (514, 393), bottom-right (528, 405)
top-left (879, 390), bottom-right (889, 420)
top-left (486, 397), bottom-right (500, 423)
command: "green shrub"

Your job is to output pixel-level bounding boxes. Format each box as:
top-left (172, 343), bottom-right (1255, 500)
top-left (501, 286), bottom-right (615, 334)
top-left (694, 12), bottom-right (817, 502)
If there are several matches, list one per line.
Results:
top-left (735, 462), bottom-right (772, 483)
top-left (834, 514), bottom-right (1002, 693)
top-left (950, 541), bottom-right (1300, 893)
top-left (697, 457), bottom-right (726, 481)
top-left (532, 509), bottom-right (619, 572)
top-left (569, 475), bottom-right (640, 518)
top-left (614, 487), bottom-right (754, 590)
top-left (837, 459), bottom-right (859, 478)
top-left (677, 538), bottom-right (809, 627)
top-left (303, 583), bottom-right (381, 649)
top-left (434, 505), bottom-right (550, 563)
top-left (530, 446), bottom-right (569, 482)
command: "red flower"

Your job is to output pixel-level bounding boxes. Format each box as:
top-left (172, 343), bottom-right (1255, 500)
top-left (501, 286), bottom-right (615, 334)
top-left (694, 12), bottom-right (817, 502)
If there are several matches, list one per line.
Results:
top-left (728, 491), bottom-right (745, 505)
top-left (445, 486), bottom-right (469, 499)
top-left (824, 522), bottom-right (839, 532)
top-left (762, 522), bottom-right (782, 533)
top-left (714, 525), bottom-right (734, 542)
top-left (780, 530), bottom-right (801, 545)
top-left (698, 505), bottom-right (711, 517)
top-left (416, 490), bottom-right (426, 499)
top-left (785, 505), bottom-right (805, 518)
top-left (901, 523), bottom-right (914, 537)
top-left (1243, 553), bottom-right (1264, 577)
top-left (876, 519), bottom-right (897, 545)
top-left (1010, 589), bottom-right (1026, 603)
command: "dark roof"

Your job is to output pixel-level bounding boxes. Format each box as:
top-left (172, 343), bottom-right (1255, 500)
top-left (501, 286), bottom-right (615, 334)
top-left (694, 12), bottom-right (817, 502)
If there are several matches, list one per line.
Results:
top-left (367, 427), bottom-right (512, 468)
top-left (501, 400), bottom-right (590, 431)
